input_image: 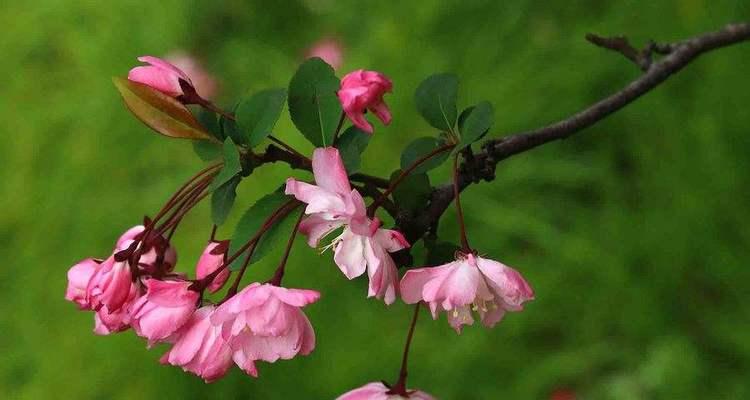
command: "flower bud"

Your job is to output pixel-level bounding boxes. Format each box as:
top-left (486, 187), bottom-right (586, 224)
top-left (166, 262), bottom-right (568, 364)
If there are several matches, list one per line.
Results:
top-left (338, 70), bottom-right (393, 134)
top-left (128, 56), bottom-right (193, 98)
top-left (195, 241), bottom-right (230, 293)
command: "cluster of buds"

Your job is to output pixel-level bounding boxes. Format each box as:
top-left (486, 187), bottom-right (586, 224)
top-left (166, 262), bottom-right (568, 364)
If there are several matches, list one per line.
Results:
top-left (66, 52), bottom-right (534, 398)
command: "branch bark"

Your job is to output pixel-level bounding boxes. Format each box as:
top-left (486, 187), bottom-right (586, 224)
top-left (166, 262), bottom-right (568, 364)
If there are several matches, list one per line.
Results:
top-left (397, 22), bottom-right (750, 252)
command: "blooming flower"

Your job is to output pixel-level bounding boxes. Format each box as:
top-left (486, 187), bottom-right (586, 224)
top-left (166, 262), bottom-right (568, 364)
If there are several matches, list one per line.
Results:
top-left (211, 283), bottom-right (319, 372)
top-left (160, 305), bottom-right (234, 382)
top-left (336, 382), bottom-right (435, 400)
top-left (94, 284), bottom-right (139, 335)
top-left (400, 253), bottom-right (534, 333)
top-left (285, 148), bottom-right (409, 304)
top-left (165, 51), bottom-right (218, 99)
top-left (129, 279), bottom-right (199, 345)
top-left (338, 70), bottom-right (393, 133)
top-left (65, 258), bottom-right (101, 309)
top-left (306, 38), bottom-right (344, 70)
top-left (195, 240), bottom-right (230, 293)
top-left (128, 56), bottom-right (194, 97)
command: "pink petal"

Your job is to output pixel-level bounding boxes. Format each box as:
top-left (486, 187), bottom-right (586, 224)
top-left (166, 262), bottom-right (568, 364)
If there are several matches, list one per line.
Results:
top-left (312, 147), bottom-right (352, 195)
top-left (333, 230), bottom-right (368, 279)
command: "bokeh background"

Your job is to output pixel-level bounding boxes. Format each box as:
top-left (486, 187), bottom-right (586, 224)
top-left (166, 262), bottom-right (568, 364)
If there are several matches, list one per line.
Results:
top-left (2, 1), bottom-right (750, 399)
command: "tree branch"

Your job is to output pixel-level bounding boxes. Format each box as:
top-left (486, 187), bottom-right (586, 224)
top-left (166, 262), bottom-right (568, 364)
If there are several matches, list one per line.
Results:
top-left (396, 22), bottom-right (750, 254)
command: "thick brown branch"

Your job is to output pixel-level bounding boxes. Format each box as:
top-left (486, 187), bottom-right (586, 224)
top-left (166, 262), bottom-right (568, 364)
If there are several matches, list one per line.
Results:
top-left (397, 22), bottom-right (750, 252)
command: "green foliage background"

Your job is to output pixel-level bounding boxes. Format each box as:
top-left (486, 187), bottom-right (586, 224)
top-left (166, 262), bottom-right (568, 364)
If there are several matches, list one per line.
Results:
top-left (2, 1), bottom-right (749, 399)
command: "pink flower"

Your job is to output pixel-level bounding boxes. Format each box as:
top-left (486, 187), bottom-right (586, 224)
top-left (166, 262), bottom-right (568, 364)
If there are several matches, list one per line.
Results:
top-left (285, 148), bottom-right (409, 304)
top-left (306, 38), bottom-right (344, 70)
top-left (86, 255), bottom-right (136, 313)
top-left (129, 279), bottom-right (199, 345)
top-left (160, 305), bottom-right (234, 382)
top-left (211, 283), bottom-right (319, 373)
top-left (128, 56), bottom-right (193, 97)
top-left (65, 258), bottom-right (101, 309)
top-left (336, 382), bottom-right (435, 400)
top-left (400, 253), bottom-right (534, 333)
top-left (195, 241), bottom-right (230, 293)
top-left (338, 70), bottom-right (393, 133)
top-left (116, 225), bottom-right (177, 275)
top-left (165, 51), bottom-right (218, 99)
top-left (94, 284), bottom-right (139, 335)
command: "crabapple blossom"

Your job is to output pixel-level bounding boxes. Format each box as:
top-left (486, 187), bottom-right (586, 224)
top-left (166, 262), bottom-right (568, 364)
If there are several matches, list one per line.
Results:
top-left (116, 225), bottom-right (177, 275)
top-left (338, 70), bottom-right (393, 133)
top-left (165, 51), bottom-right (218, 99)
top-left (93, 284), bottom-right (139, 335)
top-left (400, 253), bottom-right (534, 333)
top-left (285, 147), bottom-right (409, 304)
top-left (336, 382), bottom-right (435, 400)
top-left (129, 279), bottom-right (199, 345)
top-left (128, 56), bottom-right (194, 97)
top-left (195, 240), bottom-right (230, 293)
top-left (65, 258), bottom-right (101, 309)
top-left (160, 305), bottom-right (234, 382)
top-left (211, 283), bottom-right (319, 372)
top-left (85, 255), bottom-right (136, 313)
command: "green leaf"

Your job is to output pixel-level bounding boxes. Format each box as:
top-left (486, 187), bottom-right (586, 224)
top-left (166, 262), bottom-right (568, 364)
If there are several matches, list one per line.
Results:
top-left (288, 58), bottom-right (342, 147)
top-left (211, 176), bottom-right (240, 226)
top-left (236, 89), bottom-right (287, 148)
top-left (220, 108), bottom-right (245, 146)
top-left (210, 138), bottom-right (242, 192)
top-left (113, 77), bottom-right (213, 140)
top-left (195, 108), bottom-right (223, 140)
top-left (192, 140), bottom-right (222, 161)
top-left (337, 126), bottom-right (371, 173)
top-left (400, 137), bottom-right (451, 174)
top-left (414, 73), bottom-right (459, 132)
top-left (249, 206), bottom-right (298, 264)
top-left (391, 170), bottom-right (431, 212)
top-left (229, 191), bottom-right (290, 270)
top-left (455, 101), bottom-right (494, 153)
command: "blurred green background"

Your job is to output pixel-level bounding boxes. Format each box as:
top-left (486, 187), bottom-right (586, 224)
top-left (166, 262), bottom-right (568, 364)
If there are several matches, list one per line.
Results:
top-left (2, 1), bottom-right (750, 399)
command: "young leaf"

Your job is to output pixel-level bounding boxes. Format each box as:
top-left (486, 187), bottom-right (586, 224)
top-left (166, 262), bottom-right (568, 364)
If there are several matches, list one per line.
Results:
top-left (229, 191), bottom-right (290, 270)
top-left (113, 77), bottom-right (213, 140)
top-left (210, 138), bottom-right (243, 192)
top-left (211, 176), bottom-right (240, 226)
top-left (337, 126), bottom-right (371, 173)
top-left (455, 101), bottom-right (494, 152)
top-left (414, 73), bottom-right (459, 132)
top-left (288, 58), bottom-right (342, 147)
top-left (196, 108), bottom-right (223, 140)
top-left (391, 170), bottom-right (431, 212)
top-left (236, 89), bottom-right (287, 148)
top-left (400, 137), bottom-right (451, 174)
top-left (192, 140), bottom-right (222, 161)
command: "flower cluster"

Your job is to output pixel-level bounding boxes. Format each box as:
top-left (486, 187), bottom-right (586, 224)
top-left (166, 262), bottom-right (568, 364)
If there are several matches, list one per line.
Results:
top-left (67, 55), bottom-right (535, 398)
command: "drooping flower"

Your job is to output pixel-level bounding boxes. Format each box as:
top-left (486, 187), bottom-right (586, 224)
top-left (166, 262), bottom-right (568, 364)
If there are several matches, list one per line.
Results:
top-left (285, 148), bottom-right (409, 304)
top-left (94, 284), bottom-right (139, 335)
top-left (129, 279), bottom-right (199, 345)
top-left (160, 305), bottom-right (234, 382)
top-left (400, 253), bottom-right (534, 333)
top-left (65, 258), bottom-right (101, 309)
top-left (165, 51), bottom-right (218, 99)
top-left (116, 225), bottom-right (177, 275)
top-left (128, 56), bottom-right (194, 97)
top-left (195, 240), bottom-right (230, 293)
top-left (338, 70), bottom-right (393, 133)
top-left (211, 283), bottom-right (319, 373)
top-left (86, 255), bottom-right (136, 313)
top-left (306, 38), bottom-right (344, 70)
top-left (336, 382), bottom-right (435, 400)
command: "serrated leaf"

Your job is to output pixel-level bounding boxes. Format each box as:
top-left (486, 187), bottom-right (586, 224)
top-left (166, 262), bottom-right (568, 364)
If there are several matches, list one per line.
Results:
top-left (210, 138), bottom-right (242, 192)
top-left (400, 137), bottom-right (451, 174)
top-left (113, 77), bottom-right (213, 140)
top-left (455, 101), bottom-right (494, 153)
top-left (414, 73), bottom-right (459, 132)
top-left (236, 89), bottom-right (287, 148)
top-left (288, 58), bottom-right (342, 147)
top-left (211, 176), bottom-right (240, 226)
top-left (391, 170), bottom-right (431, 212)
top-left (192, 140), bottom-right (222, 161)
top-left (229, 191), bottom-right (290, 270)
top-left (337, 126), bottom-right (371, 173)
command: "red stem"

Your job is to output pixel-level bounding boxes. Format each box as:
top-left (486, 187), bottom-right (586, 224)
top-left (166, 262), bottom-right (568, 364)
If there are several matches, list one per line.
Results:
top-left (452, 154), bottom-right (471, 252)
top-left (387, 304), bottom-right (421, 396)
top-left (267, 209), bottom-right (306, 286)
